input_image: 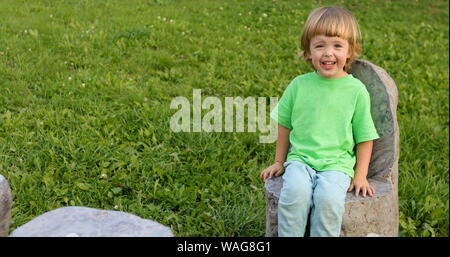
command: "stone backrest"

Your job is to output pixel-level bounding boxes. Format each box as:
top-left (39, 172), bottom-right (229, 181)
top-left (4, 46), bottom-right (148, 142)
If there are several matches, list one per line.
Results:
top-left (348, 59), bottom-right (399, 181)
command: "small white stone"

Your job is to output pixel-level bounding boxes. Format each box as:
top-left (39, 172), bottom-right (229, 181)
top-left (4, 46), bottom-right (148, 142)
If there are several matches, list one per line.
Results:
top-left (366, 233), bottom-right (380, 237)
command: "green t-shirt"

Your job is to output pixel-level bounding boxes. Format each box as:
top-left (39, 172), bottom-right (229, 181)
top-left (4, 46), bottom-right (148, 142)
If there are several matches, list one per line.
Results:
top-left (270, 72), bottom-right (379, 178)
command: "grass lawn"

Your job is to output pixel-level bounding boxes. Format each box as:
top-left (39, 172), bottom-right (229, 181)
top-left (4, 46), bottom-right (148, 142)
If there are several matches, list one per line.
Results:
top-left (0, 0), bottom-right (448, 236)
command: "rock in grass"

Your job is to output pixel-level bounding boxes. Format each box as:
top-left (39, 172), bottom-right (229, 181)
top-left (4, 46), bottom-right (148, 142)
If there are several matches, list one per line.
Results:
top-left (9, 206), bottom-right (173, 237)
top-left (0, 175), bottom-right (12, 237)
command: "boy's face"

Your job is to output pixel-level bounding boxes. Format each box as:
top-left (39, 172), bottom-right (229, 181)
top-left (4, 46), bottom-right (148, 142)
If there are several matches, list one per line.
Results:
top-left (307, 35), bottom-right (351, 79)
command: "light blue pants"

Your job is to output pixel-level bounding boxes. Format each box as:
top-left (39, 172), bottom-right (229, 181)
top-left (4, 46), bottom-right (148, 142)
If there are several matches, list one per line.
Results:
top-left (278, 160), bottom-right (351, 237)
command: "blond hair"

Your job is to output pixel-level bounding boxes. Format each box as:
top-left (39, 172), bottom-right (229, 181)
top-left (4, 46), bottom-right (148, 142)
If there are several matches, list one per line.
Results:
top-left (300, 6), bottom-right (362, 71)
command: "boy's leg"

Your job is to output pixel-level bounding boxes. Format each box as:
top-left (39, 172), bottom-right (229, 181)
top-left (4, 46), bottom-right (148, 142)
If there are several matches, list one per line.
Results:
top-left (277, 160), bottom-right (314, 237)
top-left (309, 171), bottom-right (351, 237)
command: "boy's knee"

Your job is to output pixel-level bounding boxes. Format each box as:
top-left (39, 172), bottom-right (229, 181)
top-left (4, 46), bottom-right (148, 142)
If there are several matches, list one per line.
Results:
top-left (279, 183), bottom-right (312, 206)
top-left (313, 193), bottom-right (345, 213)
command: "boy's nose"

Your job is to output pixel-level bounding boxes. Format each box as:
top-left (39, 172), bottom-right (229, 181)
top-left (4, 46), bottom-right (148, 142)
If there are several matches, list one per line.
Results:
top-left (323, 48), bottom-right (333, 57)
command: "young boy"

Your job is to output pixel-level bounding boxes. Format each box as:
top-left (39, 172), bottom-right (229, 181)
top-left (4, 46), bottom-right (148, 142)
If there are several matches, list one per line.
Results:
top-left (260, 6), bottom-right (379, 237)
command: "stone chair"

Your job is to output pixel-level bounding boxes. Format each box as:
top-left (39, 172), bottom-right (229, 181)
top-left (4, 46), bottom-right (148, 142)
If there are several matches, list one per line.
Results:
top-left (264, 59), bottom-right (399, 237)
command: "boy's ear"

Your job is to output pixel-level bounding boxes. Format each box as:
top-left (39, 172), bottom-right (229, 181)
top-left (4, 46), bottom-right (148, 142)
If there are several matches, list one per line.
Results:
top-left (305, 51), bottom-right (311, 59)
top-left (346, 48), bottom-right (352, 59)
top-left (301, 50), bottom-right (311, 59)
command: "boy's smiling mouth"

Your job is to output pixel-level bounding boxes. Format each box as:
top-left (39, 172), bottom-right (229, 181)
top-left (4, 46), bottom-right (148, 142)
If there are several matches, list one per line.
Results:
top-left (321, 60), bottom-right (336, 69)
top-left (322, 61), bottom-right (336, 64)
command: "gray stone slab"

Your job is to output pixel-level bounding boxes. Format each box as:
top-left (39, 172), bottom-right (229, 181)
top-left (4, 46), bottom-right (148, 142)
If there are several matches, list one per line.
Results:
top-left (9, 206), bottom-right (173, 237)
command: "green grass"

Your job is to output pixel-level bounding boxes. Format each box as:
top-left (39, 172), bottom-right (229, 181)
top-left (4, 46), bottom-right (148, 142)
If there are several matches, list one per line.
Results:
top-left (0, 0), bottom-right (448, 237)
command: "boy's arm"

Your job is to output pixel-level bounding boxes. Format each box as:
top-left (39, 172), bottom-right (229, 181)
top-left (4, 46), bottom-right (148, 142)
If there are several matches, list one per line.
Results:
top-left (260, 124), bottom-right (291, 181)
top-left (348, 140), bottom-right (375, 197)
top-left (274, 124), bottom-right (291, 165)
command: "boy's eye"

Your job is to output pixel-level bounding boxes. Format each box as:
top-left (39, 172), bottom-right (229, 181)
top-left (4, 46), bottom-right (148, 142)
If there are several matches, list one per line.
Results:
top-left (334, 44), bottom-right (342, 48)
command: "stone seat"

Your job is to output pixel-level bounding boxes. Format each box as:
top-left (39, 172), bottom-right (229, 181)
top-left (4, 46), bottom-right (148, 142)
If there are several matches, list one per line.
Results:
top-left (264, 59), bottom-right (399, 237)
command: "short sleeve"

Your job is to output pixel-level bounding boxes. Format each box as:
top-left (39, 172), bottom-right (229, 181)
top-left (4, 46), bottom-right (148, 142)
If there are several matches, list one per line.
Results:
top-left (269, 79), bottom-right (297, 130)
top-left (352, 87), bottom-right (380, 143)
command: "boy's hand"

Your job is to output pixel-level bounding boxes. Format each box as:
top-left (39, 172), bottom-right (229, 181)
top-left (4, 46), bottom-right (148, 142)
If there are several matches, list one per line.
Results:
top-left (260, 162), bottom-right (285, 181)
top-left (347, 174), bottom-right (375, 197)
